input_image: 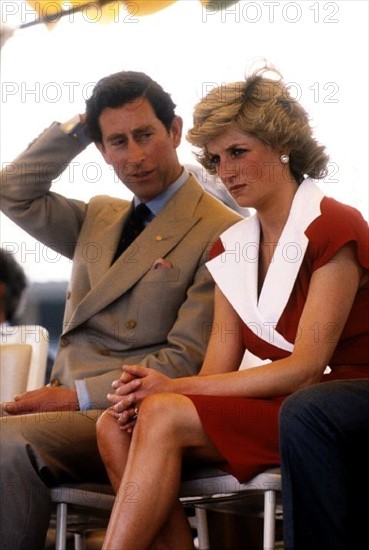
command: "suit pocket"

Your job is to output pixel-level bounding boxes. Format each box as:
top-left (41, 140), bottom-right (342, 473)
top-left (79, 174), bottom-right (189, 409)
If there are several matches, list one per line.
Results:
top-left (143, 266), bottom-right (180, 283)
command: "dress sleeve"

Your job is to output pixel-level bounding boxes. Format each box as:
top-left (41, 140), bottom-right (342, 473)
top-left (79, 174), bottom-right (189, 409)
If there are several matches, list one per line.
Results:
top-left (306, 197), bottom-right (369, 271)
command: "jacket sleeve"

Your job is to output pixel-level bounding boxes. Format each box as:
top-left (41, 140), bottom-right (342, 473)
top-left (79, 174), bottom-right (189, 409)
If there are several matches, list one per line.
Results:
top-left (0, 122), bottom-right (88, 258)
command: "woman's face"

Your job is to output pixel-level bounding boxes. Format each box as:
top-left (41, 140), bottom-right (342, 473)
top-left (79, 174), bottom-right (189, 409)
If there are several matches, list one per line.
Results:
top-left (206, 127), bottom-right (287, 210)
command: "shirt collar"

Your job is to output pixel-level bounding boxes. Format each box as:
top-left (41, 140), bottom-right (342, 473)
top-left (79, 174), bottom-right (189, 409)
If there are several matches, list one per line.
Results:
top-left (133, 167), bottom-right (189, 216)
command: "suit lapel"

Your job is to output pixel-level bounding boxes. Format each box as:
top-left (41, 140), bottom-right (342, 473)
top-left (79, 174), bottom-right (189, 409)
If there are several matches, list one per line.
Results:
top-left (86, 200), bottom-right (132, 288)
top-left (65, 177), bottom-right (203, 332)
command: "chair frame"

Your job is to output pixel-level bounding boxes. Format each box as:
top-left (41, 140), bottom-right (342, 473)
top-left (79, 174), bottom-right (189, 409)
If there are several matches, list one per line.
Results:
top-left (50, 468), bottom-right (281, 550)
top-left (180, 467), bottom-right (282, 550)
top-left (50, 484), bottom-right (115, 550)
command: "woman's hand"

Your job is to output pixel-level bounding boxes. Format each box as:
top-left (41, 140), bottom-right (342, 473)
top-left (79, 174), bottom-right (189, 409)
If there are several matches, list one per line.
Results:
top-left (108, 365), bottom-right (175, 430)
top-left (111, 368), bottom-right (136, 391)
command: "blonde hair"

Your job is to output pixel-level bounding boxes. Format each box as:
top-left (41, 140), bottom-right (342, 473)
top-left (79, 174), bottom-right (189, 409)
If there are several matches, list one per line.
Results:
top-left (187, 67), bottom-right (329, 184)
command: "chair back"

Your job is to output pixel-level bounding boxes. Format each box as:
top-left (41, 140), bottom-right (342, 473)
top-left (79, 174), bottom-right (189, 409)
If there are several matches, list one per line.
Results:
top-left (0, 325), bottom-right (49, 400)
top-left (0, 343), bottom-right (33, 402)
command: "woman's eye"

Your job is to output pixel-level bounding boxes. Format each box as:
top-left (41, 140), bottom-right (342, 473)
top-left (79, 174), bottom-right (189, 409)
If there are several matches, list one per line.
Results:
top-left (209, 155), bottom-right (220, 166)
top-left (231, 148), bottom-right (247, 158)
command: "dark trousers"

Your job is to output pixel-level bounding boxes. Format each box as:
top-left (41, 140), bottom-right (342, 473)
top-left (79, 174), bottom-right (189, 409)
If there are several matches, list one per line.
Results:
top-left (279, 379), bottom-right (369, 550)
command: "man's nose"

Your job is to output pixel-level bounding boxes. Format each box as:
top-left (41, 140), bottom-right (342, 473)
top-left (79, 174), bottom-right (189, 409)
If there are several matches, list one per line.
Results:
top-left (127, 141), bottom-right (145, 163)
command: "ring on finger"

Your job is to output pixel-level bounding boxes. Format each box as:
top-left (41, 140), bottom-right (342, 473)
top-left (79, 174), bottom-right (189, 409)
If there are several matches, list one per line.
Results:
top-left (132, 407), bottom-right (139, 422)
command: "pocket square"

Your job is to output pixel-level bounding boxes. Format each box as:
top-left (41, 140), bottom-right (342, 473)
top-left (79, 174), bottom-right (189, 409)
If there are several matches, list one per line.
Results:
top-left (152, 258), bottom-right (172, 270)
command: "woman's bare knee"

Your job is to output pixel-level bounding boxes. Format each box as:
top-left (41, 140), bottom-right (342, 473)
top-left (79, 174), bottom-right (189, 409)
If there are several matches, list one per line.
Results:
top-left (136, 394), bottom-right (207, 449)
top-left (96, 409), bottom-right (115, 438)
top-left (96, 410), bottom-right (120, 455)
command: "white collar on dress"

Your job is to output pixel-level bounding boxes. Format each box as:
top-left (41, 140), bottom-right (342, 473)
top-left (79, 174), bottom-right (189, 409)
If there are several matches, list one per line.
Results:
top-left (206, 178), bottom-right (325, 354)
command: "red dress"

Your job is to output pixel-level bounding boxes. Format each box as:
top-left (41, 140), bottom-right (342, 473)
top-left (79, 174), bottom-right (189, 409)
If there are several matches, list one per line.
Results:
top-left (187, 196), bottom-right (369, 482)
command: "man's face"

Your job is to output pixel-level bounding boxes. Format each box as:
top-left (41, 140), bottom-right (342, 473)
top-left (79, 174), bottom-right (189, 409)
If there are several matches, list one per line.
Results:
top-left (97, 98), bottom-right (183, 202)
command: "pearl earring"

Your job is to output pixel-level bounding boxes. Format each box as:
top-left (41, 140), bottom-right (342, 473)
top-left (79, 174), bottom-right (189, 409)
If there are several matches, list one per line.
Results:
top-left (280, 154), bottom-right (289, 164)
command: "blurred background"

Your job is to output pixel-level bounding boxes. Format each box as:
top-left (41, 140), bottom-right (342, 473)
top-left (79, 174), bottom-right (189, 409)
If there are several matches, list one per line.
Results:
top-left (1, 0), bottom-right (368, 353)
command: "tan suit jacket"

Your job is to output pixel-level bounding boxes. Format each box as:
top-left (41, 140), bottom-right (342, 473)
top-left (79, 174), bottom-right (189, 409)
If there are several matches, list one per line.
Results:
top-left (0, 123), bottom-right (242, 407)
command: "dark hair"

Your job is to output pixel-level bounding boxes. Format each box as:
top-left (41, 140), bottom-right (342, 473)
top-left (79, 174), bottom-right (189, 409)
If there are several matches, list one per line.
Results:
top-left (188, 67), bottom-right (329, 184)
top-left (0, 249), bottom-right (28, 322)
top-left (85, 71), bottom-right (177, 143)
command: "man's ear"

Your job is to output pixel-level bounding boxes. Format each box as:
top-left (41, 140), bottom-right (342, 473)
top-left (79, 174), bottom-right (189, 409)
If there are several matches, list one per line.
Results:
top-left (95, 142), bottom-right (111, 165)
top-left (170, 116), bottom-right (183, 149)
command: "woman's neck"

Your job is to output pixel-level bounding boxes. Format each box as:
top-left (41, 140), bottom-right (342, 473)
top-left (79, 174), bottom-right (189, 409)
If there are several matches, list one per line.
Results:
top-left (258, 178), bottom-right (299, 243)
top-left (257, 179), bottom-right (299, 295)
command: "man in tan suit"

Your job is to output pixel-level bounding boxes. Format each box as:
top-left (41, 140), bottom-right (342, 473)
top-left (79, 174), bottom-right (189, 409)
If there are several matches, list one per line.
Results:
top-left (0, 71), bottom-right (241, 548)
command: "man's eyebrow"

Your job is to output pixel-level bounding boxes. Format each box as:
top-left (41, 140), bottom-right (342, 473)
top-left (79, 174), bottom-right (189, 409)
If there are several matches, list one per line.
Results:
top-left (132, 125), bottom-right (156, 135)
top-left (105, 125), bottom-right (155, 142)
top-left (105, 132), bottom-right (127, 142)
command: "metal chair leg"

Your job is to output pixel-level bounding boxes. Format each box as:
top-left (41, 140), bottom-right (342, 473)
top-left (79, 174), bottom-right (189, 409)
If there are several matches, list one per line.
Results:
top-left (74, 533), bottom-right (86, 550)
top-left (263, 489), bottom-right (276, 550)
top-left (195, 507), bottom-right (210, 550)
top-left (55, 502), bottom-right (68, 550)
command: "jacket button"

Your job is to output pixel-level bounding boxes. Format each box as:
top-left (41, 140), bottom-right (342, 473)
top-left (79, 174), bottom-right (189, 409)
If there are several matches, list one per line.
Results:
top-left (66, 290), bottom-right (71, 300)
top-left (125, 320), bottom-right (137, 330)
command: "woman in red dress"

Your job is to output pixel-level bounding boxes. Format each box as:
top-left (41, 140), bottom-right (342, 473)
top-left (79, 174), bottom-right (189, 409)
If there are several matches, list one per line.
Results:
top-left (96, 67), bottom-right (369, 549)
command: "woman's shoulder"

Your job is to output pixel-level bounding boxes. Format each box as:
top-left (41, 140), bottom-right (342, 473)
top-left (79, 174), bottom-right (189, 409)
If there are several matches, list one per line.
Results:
top-left (307, 196), bottom-right (368, 241)
top-left (306, 196), bottom-right (369, 270)
top-left (320, 196), bottom-right (367, 224)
